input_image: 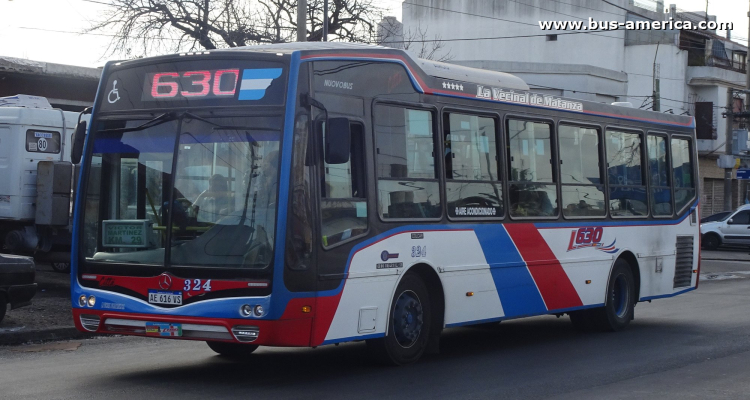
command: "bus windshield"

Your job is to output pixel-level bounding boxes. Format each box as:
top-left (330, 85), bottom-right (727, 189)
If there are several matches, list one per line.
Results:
top-left (81, 114), bottom-right (282, 269)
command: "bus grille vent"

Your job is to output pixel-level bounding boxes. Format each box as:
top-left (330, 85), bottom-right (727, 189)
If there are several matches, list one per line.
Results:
top-left (673, 236), bottom-right (694, 288)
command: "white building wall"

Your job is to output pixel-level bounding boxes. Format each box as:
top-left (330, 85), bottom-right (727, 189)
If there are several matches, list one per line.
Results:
top-left (623, 43), bottom-right (689, 112)
top-left (402, 0), bottom-right (629, 72)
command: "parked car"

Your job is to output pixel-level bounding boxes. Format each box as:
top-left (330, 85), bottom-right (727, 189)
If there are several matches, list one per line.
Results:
top-left (0, 254), bottom-right (37, 322)
top-left (701, 211), bottom-right (732, 224)
top-left (700, 205), bottom-right (750, 250)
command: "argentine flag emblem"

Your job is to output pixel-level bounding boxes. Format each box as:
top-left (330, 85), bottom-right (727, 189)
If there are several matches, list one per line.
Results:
top-left (239, 68), bottom-right (283, 100)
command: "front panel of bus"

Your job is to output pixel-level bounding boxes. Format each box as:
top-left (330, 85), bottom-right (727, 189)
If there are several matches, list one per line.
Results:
top-left (71, 53), bottom-right (313, 345)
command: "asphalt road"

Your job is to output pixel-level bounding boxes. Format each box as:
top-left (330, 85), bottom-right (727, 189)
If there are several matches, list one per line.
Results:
top-left (1, 259), bottom-right (749, 400)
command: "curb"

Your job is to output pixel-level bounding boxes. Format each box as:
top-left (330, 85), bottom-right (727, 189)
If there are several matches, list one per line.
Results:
top-left (0, 327), bottom-right (95, 346)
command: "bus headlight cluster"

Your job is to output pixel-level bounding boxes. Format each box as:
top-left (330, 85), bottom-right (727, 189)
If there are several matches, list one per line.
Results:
top-left (239, 304), bottom-right (265, 317)
top-left (79, 294), bottom-right (96, 307)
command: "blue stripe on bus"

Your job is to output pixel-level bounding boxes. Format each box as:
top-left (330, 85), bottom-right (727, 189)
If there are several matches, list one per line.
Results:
top-left (640, 286), bottom-right (695, 301)
top-left (473, 225), bottom-right (548, 317)
top-left (268, 52), bottom-right (301, 319)
top-left (534, 200), bottom-right (698, 229)
top-left (71, 63), bottom-right (111, 297)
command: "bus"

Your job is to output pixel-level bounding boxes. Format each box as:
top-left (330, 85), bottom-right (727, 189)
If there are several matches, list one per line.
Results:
top-left (71, 43), bottom-right (699, 365)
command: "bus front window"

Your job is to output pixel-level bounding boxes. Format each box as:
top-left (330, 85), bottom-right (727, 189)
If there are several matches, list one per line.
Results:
top-left (82, 115), bottom-right (282, 269)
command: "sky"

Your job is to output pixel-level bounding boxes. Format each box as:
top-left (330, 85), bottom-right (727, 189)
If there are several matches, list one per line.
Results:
top-left (0, 0), bottom-right (745, 69)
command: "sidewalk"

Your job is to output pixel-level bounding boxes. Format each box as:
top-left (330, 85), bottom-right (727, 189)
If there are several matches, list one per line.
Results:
top-left (0, 263), bottom-right (92, 345)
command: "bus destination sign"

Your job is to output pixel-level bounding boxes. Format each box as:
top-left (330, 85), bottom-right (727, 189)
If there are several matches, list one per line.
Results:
top-left (99, 59), bottom-right (286, 111)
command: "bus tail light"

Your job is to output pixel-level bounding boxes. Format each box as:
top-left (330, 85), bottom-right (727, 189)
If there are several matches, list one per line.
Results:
top-left (232, 326), bottom-right (259, 342)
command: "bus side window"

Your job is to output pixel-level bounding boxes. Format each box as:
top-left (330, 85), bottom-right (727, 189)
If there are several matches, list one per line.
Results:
top-left (506, 118), bottom-right (558, 218)
top-left (559, 125), bottom-right (606, 218)
top-left (647, 134), bottom-right (672, 216)
top-left (374, 105), bottom-right (441, 220)
top-left (671, 137), bottom-right (695, 212)
top-left (320, 122), bottom-right (368, 247)
top-left (444, 112), bottom-right (503, 219)
top-left (606, 129), bottom-right (647, 217)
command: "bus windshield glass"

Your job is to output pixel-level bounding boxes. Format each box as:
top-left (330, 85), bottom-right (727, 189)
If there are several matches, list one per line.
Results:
top-left (81, 114), bottom-right (282, 269)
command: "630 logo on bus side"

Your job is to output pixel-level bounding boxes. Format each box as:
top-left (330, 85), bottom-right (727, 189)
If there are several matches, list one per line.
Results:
top-left (567, 227), bottom-right (619, 254)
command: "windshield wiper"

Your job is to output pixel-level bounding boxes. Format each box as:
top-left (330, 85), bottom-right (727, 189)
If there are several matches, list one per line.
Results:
top-left (97, 112), bottom-right (178, 134)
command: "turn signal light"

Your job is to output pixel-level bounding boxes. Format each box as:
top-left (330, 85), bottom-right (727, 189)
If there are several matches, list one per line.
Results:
top-left (585, 280), bottom-right (592, 284)
top-left (301, 306), bottom-right (311, 313)
top-left (466, 292), bottom-right (474, 297)
top-left (693, 270), bottom-right (698, 273)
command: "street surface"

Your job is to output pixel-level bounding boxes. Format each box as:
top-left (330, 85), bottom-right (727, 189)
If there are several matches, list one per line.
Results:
top-left (1, 257), bottom-right (749, 399)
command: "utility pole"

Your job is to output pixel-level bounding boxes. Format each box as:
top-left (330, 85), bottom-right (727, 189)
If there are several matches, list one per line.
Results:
top-left (652, 43), bottom-right (660, 112)
top-left (724, 87), bottom-right (735, 211)
top-left (297, 0), bottom-right (307, 42)
top-left (323, 0), bottom-right (329, 41)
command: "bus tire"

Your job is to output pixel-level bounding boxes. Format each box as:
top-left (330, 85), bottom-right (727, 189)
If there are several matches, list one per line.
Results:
top-left (593, 259), bottom-right (636, 332)
top-left (367, 273), bottom-right (432, 366)
top-left (206, 341), bottom-right (259, 357)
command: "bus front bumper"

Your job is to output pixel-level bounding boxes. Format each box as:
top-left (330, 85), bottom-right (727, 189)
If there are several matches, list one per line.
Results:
top-left (72, 308), bottom-right (313, 347)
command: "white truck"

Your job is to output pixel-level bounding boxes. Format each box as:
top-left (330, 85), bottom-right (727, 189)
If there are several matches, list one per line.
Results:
top-left (0, 95), bottom-right (85, 272)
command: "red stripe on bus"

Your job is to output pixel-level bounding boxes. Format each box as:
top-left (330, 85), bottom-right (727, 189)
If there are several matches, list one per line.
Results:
top-left (505, 224), bottom-right (583, 311)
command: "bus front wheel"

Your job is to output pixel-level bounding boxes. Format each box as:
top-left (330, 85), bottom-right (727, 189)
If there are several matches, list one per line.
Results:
top-left (206, 341), bottom-right (259, 357)
top-left (367, 273), bottom-right (432, 365)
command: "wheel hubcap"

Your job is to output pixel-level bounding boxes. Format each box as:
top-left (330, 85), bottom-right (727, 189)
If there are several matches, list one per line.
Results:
top-left (393, 290), bottom-right (423, 348)
top-left (611, 274), bottom-right (630, 319)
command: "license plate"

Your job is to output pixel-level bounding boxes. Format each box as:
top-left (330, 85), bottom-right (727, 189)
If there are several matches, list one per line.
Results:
top-left (148, 290), bottom-right (183, 305)
top-left (145, 322), bottom-right (182, 337)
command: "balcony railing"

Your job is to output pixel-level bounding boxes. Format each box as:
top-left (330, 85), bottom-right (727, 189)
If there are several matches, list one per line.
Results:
top-left (688, 55), bottom-right (747, 73)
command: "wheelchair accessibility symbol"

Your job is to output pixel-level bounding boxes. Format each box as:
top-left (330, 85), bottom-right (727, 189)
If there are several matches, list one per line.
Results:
top-left (108, 80), bottom-right (121, 104)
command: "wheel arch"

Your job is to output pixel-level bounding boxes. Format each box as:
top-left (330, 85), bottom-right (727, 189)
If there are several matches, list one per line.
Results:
top-left (393, 263), bottom-right (445, 352)
top-left (614, 250), bottom-right (641, 301)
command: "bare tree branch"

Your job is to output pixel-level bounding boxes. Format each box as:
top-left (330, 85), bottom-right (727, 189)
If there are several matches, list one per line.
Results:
top-left (88, 0), bottom-right (386, 58)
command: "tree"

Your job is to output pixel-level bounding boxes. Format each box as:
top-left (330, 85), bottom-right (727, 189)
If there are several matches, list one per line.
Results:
top-left (89, 0), bottom-right (387, 57)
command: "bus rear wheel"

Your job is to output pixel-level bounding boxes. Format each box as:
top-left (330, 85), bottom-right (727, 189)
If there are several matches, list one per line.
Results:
top-left (570, 259), bottom-right (635, 332)
top-left (367, 273), bottom-right (432, 366)
top-left (206, 341), bottom-right (259, 357)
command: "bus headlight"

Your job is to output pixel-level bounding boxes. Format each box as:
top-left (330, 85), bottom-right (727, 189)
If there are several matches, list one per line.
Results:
top-left (240, 304), bottom-right (253, 317)
top-left (87, 295), bottom-right (96, 307)
top-left (78, 295), bottom-right (87, 307)
top-left (253, 305), bottom-right (264, 317)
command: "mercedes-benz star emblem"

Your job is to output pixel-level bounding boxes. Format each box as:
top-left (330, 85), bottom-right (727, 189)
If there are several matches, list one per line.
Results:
top-left (158, 273), bottom-right (172, 290)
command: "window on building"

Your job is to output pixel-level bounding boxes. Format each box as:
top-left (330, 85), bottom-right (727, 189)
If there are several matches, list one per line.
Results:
top-left (375, 105), bottom-right (441, 219)
top-left (559, 125), bottom-right (605, 217)
top-left (444, 113), bottom-right (502, 219)
top-left (732, 51), bottom-right (747, 71)
top-left (606, 129), bottom-right (647, 216)
top-left (506, 119), bottom-right (557, 217)
top-left (320, 121), bottom-right (367, 247)
top-left (695, 102), bottom-right (714, 140)
top-left (647, 134), bottom-right (672, 216)
top-left (671, 137), bottom-right (695, 211)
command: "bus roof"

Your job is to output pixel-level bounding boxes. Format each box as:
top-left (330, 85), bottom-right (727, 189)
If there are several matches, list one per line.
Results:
top-left (137, 42), bottom-right (693, 129)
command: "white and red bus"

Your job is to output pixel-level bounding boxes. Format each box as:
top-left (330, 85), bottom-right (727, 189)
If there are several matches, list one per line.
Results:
top-left (71, 43), bottom-right (699, 365)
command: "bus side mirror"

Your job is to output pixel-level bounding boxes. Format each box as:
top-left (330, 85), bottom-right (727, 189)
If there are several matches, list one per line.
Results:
top-left (70, 120), bottom-right (87, 164)
top-left (324, 118), bottom-right (351, 164)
